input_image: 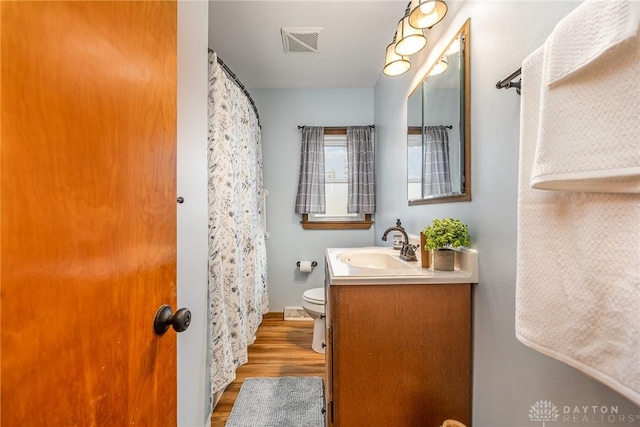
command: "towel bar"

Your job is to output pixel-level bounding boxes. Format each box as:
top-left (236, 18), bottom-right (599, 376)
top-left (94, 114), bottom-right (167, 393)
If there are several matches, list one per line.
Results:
top-left (496, 67), bottom-right (522, 94)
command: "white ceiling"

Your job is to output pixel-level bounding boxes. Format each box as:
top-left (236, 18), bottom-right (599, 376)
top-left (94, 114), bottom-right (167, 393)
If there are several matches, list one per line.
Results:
top-left (208, 1), bottom-right (409, 89)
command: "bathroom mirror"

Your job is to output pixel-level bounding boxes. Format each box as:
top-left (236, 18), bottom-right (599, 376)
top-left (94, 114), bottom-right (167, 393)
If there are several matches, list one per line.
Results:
top-left (408, 19), bottom-right (470, 205)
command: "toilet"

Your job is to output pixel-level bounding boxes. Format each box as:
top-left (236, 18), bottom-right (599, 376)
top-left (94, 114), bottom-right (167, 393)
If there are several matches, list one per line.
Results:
top-left (302, 287), bottom-right (326, 354)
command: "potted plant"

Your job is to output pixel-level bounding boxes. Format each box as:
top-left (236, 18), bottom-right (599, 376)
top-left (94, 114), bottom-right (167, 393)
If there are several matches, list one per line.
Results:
top-left (422, 218), bottom-right (471, 271)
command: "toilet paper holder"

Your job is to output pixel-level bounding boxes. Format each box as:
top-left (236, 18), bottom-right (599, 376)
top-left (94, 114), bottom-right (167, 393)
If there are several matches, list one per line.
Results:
top-left (296, 261), bottom-right (318, 268)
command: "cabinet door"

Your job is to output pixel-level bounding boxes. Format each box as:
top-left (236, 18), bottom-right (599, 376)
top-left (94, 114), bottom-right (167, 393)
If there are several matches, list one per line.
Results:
top-left (330, 284), bottom-right (471, 427)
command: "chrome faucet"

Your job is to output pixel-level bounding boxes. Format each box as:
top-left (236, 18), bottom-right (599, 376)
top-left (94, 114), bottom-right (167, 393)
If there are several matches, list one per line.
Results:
top-left (381, 227), bottom-right (417, 262)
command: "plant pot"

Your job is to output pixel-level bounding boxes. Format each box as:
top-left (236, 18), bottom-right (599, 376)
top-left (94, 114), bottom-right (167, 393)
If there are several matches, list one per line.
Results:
top-left (420, 233), bottom-right (431, 268)
top-left (433, 249), bottom-right (454, 271)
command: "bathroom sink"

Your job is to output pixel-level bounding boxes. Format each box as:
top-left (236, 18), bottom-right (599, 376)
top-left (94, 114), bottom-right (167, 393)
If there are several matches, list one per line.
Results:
top-left (337, 252), bottom-right (412, 270)
top-left (326, 246), bottom-right (479, 285)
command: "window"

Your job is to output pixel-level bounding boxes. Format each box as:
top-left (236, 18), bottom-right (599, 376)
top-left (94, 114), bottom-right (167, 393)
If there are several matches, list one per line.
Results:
top-left (310, 136), bottom-right (360, 220)
top-left (407, 132), bottom-right (422, 201)
top-left (301, 130), bottom-right (373, 230)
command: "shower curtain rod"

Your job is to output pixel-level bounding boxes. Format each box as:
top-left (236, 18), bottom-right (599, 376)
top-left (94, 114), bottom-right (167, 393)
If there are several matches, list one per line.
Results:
top-left (496, 67), bottom-right (522, 94)
top-left (209, 49), bottom-right (261, 126)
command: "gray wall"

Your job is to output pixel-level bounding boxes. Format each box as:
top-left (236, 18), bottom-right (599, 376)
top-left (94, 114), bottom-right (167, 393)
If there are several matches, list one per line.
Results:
top-left (374, 1), bottom-right (640, 426)
top-left (251, 88), bottom-right (376, 311)
top-left (177, 2), bottom-right (210, 426)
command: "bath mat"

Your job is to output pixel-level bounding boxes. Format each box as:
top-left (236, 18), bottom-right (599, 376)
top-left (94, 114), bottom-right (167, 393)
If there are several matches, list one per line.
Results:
top-left (284, 306), bottom-right (312, 321)
top-left (225, 376), bottom-right (325, 427)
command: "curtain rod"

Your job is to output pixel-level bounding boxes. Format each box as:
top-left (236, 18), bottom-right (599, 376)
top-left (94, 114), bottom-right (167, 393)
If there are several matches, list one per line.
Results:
top-left (496, 67), bottom-right (522, 95)
top-left (297, 125), bottom-right (375, 130)
top-left (209, 49), bottom-right (261, 126)
top-left (408, 125), bottom-right (453, 129)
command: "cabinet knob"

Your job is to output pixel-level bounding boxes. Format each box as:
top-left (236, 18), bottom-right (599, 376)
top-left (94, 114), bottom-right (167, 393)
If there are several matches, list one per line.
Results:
top-left (321, 342), bottom-right (327, 348)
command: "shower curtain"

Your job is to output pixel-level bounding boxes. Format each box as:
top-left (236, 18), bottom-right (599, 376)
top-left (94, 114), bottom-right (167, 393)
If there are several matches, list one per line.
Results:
top-left (207, 51), bottom-right (268, 395)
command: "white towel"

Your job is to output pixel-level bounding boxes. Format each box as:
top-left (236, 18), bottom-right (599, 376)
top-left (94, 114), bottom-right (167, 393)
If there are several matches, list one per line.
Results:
top-left (516, 46), bottom-right (640, 405)
top-left (530, 0), bottom-right (640, 193)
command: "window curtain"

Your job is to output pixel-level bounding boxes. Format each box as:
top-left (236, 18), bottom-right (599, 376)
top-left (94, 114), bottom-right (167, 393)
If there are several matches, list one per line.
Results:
top-left (346, 126), bottom-right (375, 213)
top-left (423, 125), bottom-right (452, 197)
top-left (295, 126), bottom-right (325, 213)
top-left (207, 51), bottom-right (268, 395)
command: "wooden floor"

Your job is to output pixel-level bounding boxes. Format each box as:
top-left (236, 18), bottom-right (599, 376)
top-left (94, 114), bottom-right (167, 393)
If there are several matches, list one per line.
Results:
top-left (210, 312), bottom-right (326, 427)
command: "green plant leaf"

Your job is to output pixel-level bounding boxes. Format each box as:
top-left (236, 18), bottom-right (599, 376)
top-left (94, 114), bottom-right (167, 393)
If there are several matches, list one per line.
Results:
top-left (422, 218), bottom-right (470, 250)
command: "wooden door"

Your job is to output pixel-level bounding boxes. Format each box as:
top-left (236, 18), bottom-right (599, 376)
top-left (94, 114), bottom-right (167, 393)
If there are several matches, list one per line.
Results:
top-left (1, 1), bottom-right (178, 425)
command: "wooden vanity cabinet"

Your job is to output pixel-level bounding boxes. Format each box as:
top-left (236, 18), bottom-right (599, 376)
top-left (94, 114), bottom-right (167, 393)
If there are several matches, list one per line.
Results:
top-left (325, 283), bottom-right (472, 427)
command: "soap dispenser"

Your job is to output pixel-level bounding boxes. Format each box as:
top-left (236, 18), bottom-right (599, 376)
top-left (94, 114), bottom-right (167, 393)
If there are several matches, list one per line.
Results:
top-left (393, 219), bottom-right (404, 250)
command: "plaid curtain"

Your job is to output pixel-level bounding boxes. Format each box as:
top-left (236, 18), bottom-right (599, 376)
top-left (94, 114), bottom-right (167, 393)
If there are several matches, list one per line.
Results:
top-left (346, 126), bottom-right (375, 214)
top-left (423, 125), bottom-right (452, 197)
top-left (295, 126), bottom-right (325, 213)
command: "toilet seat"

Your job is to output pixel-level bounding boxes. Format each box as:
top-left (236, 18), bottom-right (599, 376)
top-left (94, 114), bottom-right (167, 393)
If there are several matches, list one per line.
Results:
top-left (303, 287), bottom-right (325, 304)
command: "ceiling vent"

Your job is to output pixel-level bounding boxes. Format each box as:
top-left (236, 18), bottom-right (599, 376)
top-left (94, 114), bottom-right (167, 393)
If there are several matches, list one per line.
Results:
top-left (281, 27), bottom-right (323, 53)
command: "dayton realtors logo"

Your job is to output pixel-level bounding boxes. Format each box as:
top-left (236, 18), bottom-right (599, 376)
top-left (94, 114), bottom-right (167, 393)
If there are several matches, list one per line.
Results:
top-left (529, 400), bottom-right (640, 425)
top-left (529, 400), bottom-right (560, 426)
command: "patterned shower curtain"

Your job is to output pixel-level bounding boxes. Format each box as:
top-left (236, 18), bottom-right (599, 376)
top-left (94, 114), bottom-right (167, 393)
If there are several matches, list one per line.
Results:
top-left (207, 51), bottom-right (268, 395)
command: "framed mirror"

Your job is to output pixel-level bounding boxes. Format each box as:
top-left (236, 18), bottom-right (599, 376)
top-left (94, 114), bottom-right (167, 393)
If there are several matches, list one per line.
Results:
top-left (408, 19), bottom-right (470, 205)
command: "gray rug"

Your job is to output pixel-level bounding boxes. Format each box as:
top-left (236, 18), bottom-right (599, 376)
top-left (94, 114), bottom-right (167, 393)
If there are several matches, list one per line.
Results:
top-left (225, 376), bottom-right (325, 427)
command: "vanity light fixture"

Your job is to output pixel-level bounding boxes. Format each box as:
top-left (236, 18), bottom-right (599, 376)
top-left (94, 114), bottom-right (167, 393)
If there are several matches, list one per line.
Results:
top-left (429, 56), bottom-right (448, 76)
top-left (383, 0), bottom-right (448, 77)
top-left (395, 4), bottom-right (427, 56)
top-left (383, 33), bottom-right (411, 77)
top-left (408, 0), bottom-right (448, 29)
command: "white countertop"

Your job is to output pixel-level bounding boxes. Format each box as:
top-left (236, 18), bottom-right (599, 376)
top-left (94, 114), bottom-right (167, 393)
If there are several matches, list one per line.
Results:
top-left (326, 246), bottom-right (478, 285)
